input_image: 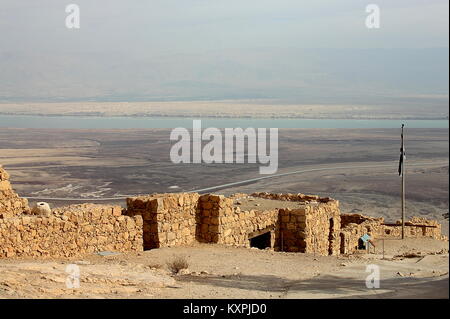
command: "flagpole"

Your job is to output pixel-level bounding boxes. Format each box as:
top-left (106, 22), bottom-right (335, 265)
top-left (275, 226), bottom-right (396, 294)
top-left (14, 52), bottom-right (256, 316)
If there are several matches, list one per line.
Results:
top-left (401, 124), bottom-right (405, 239)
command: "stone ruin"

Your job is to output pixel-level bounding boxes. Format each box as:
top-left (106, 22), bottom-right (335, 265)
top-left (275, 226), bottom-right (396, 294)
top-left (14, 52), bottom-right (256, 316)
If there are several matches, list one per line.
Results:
top-left (125, 192), bottom-right (342, 255)
top-left (0, 166), bottom-right (143, 258)
top-left (0, 166), bottom-right (446, 258)
top-left (125, 192), bottom-right (446, 256)
top-left (339, 213), bottom-right (445, 254)
top-left (0, 166), bottom-right (29, 218)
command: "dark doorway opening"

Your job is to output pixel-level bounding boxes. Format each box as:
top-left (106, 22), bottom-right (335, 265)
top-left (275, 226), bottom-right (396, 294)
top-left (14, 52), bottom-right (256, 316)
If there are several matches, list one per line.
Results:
top-left (358, 238), bottom-right (366, 250)
top-left (249, 231), bottom-right (271, 249)
top-left (340, 233), bottom-right (345, 254)
top-left (328, 218), bottom-right (334, 255)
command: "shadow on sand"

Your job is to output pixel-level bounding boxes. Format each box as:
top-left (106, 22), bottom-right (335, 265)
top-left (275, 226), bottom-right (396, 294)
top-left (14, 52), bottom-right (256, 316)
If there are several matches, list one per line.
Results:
top-left (177, 273), bottom-right (449, 299)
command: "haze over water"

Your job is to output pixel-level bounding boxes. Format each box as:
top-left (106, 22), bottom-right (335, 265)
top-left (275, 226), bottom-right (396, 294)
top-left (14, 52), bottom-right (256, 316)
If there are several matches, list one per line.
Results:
top-left (0, 115), bottom-right (447, 129)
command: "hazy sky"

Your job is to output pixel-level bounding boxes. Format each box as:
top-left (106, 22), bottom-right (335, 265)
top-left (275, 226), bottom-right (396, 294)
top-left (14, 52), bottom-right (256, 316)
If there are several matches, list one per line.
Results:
top-left (0, 1), bottom-right (448, 102)
top-left (1, 0), bottom-right (448, 54)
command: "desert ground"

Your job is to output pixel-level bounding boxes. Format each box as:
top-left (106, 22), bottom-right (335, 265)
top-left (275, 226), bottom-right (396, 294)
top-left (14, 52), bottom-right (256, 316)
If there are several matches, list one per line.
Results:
top-left (0, 238), bottom-right (448, 299)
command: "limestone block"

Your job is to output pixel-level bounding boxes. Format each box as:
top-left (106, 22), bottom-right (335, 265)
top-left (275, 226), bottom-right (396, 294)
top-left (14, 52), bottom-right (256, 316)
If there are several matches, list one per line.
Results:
top-left (31, 202), bottom-right (51, 216)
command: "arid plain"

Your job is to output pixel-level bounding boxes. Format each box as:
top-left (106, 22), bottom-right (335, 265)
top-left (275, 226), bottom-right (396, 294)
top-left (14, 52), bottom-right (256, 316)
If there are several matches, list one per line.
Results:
top-left (0, 127), bottom-right (447, 234)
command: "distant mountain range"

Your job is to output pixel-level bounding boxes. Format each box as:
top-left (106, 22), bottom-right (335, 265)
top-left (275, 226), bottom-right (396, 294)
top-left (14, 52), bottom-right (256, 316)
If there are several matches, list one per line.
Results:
top-left (0, 47), bottom-right (448, 116)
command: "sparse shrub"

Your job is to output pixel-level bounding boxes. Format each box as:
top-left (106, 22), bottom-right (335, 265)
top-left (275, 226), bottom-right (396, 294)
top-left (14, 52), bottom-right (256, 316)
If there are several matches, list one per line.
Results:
top-left (147, 263), bottom-right (163, 269)
top-left (167, 255), bottom-right (189, 274)
top-left (396, 252), bottom-right (422, 258)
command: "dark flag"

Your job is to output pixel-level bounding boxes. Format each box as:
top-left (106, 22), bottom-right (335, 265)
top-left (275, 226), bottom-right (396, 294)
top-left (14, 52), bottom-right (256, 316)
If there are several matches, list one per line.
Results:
top-left (398, 124), bottom-right (405, 176)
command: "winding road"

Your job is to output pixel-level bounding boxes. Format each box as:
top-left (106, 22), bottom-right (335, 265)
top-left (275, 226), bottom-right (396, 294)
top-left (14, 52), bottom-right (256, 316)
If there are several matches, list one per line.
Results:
top-left (23, 160), bottom-right (448, 201)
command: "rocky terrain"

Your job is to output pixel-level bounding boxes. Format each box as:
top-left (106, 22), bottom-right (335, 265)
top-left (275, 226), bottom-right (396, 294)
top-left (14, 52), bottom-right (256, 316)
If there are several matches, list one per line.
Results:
top-left (0, 239), bottom-right (448, 299)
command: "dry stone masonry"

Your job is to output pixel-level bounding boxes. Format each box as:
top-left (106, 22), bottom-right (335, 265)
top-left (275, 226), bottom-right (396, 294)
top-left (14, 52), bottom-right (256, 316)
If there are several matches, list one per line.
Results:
top-left (125, 193), bottom-right (199, 249)
top-left (339, 213), bottom-right (446, 254)
top-left (0, 166), bottom-right (446, 258)
top-left (0, 204), bottom-right (143, 258)
top-left (197, 194), bottom-right (279, 247)
top-left (127, 192), bottom-right (342, 255)
top-left (0, 166), bottom-right (29, 218)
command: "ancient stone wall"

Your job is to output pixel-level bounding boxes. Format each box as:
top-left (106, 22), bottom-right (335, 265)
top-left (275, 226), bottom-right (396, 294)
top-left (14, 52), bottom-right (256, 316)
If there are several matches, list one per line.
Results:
top-left (278, 200), bottom-right (341, 255)
top-left (198, 193), bottom-right (342, 255)
top-left (196, 194), bottom-right (228, 243)
top-left (0, 166), bottom-right (29, 218)
top-left (339, 214), bottom-right (384, 254)
top-left (340, 214), bottom-right (445, 254)
top-left (199, 194), bottom-right (279, 247)
top-left (382, 217), bottom-right (444, 240)
top-left (220, 208), bottom-right (279, 247)
top-left (0, 204), bottom-right (143, 258)
top-left (126, 193), bottom-right (199, 249)
top-left (305, 201), bottom-right (341, 256)
top-left (251, 192), bottom-right (333, 203)
top-left (278, 208), bottom-right (307, 252)
top-left (127, 192), bottom-right (343, 253)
